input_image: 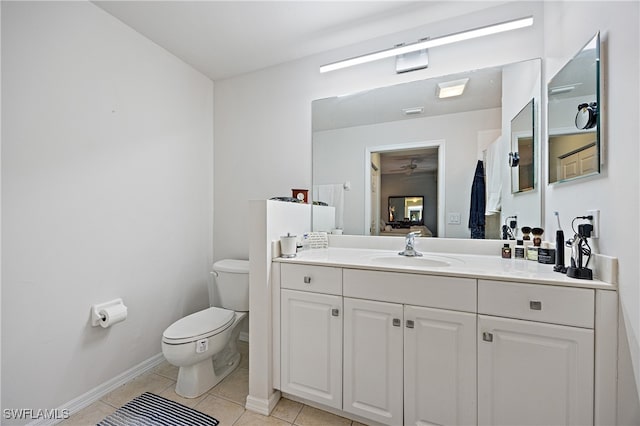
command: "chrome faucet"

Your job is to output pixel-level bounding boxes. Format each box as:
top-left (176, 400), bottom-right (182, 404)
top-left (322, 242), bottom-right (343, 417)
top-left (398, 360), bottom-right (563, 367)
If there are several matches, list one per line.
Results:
top-left (399, 232), bottom-right (422, 257)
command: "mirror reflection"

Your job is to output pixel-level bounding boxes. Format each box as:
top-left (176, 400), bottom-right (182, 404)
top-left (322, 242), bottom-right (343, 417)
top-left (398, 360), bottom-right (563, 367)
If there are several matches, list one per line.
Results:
top-left (510, 99), bottom-right (535, 193)
top-left (548, 32), bottom-right (600, 184)
top-left (312, 59), bottom-right (542, 238)
top-left (382, 195), bottom-right (432, 237)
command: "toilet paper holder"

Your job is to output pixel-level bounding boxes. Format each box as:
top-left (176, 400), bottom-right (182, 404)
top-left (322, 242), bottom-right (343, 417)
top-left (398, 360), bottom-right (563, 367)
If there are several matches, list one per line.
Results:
top-left (91, 298), bottom-right (126, 326)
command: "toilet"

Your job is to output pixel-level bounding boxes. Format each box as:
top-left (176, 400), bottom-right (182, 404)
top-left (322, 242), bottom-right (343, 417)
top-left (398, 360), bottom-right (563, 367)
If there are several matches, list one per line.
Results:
top-left (162, 259), bottom-right (249, 398)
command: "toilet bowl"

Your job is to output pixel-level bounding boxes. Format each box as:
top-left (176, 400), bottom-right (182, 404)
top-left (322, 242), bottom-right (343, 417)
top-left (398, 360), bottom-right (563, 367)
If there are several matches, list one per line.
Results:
top-left (161, 259), bottom-right (249, 398)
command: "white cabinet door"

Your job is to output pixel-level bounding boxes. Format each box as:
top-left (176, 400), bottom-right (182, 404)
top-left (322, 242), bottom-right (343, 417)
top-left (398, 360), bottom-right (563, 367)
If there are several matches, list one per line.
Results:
top-left (344, 297), bottom-right (403, 425)
top-left (478, 315), bottom-right (594, 426)
top-left (404, 305), bottom-right (477, 426)
top-left (281, 289), bottom-right (342, 409)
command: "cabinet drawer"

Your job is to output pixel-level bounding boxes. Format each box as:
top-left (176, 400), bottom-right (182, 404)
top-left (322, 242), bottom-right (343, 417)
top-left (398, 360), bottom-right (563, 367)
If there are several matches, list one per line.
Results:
top-left (343, 269), bottom-right (476, 313)
top-left (478, 280), bottom-right (594, 328)
top-left (281, 263), bottom-right (342, 295)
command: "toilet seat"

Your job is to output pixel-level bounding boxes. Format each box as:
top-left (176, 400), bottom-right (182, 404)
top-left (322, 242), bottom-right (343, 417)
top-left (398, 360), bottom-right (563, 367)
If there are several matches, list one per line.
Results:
top-left (162, 307), bottom-right (235, 345)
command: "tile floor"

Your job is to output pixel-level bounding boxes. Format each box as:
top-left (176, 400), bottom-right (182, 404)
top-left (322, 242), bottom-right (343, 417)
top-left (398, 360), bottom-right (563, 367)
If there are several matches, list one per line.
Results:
top-left (62, 342), bottom-right (366, 426)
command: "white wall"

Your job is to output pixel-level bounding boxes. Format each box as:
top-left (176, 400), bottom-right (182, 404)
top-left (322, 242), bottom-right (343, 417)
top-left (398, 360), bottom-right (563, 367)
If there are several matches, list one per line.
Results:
top-left (542, 2), bottom-right (640, 423)
top-left (1, 1), bottom-right (214, 415)
top-left (0, 1), bottom-right (3, 415)
top-left (312, 108), bottom-right (502, 238)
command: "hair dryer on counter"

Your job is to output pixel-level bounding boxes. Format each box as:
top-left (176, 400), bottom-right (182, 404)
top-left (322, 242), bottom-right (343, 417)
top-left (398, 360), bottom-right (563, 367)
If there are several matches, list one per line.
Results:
top-left (566, 223), bottom-right (593, 280)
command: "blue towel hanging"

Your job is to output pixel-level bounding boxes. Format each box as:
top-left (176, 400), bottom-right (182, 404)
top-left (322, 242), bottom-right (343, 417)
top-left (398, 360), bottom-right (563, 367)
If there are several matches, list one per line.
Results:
top-left (469, 160), bottom-right (486, 239)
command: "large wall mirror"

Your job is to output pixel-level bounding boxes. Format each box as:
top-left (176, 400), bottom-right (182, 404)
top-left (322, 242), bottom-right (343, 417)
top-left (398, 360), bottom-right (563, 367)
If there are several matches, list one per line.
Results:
top-left (548, 32), bottom-right (601, 184)
top-left (312, 58), bottom-right (542, 239)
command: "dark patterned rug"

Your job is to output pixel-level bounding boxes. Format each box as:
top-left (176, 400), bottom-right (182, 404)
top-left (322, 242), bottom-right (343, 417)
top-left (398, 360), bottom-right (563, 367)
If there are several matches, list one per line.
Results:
top-left (97, 392), bottom-right (218, 426)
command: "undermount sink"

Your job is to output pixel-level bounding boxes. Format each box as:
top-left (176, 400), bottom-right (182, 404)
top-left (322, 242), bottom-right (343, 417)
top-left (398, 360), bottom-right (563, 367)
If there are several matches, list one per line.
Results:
top-left (370, 254), bottom-right (462, 268)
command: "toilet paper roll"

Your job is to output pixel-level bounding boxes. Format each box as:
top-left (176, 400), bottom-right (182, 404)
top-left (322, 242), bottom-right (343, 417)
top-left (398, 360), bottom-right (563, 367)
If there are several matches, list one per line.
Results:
top-left (99, 304), bottom-right (127, 328)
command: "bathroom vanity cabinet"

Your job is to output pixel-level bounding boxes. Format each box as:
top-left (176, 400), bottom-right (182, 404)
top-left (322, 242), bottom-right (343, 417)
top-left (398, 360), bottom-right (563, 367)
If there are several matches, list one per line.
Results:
top-left (280, 265), bottom-right (342, 409)
top-left (275, 256), bottom-right (616, 426)
top-left (342, 269), bottom-right (477, 425)
top-left (477, 280), bottom-right (595, 425)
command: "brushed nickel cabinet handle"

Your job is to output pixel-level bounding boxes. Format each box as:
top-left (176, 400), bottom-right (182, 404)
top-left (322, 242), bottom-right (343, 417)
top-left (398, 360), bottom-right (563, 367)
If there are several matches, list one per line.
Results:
top-left (406, 320), bottom-right (415, 329)
top-left (530, 301), bottom-right (542, 310)
top-left (331, 308), bottom-right (339, 317)
top-left (483, 332), bottom-right (494, 342)
top-left (303, 276), bottom-right (311, 284)
top-left (392, 318), bottom-right (401, 327)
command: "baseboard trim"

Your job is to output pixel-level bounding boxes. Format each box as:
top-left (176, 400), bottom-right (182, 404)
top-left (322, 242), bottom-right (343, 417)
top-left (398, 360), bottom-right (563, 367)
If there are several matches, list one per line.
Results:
top-left (245, 391), bottom-right (281, 416)
top-left (28, 353), bottom-right (166, 426)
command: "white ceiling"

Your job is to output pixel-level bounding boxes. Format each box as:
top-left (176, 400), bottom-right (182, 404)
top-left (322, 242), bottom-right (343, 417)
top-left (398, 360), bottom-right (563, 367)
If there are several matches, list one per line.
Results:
top-left (380, 147), bottom-right (439, 175)
top-left (312, 65), bottom-right (503, 131)
top-left (92, 1), bottom-right (500, 81)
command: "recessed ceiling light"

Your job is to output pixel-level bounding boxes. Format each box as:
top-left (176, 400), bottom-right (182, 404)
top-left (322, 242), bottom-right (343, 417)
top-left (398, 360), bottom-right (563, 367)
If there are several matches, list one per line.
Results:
top-left (437, 78), bottom-right (469, 99)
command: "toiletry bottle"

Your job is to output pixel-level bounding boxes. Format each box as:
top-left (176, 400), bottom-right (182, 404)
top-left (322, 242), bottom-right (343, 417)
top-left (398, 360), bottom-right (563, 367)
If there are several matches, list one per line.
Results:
top-left (501, 244), bottom-right (512, 259)
top-left (514, 240), bottom-right (525, 259)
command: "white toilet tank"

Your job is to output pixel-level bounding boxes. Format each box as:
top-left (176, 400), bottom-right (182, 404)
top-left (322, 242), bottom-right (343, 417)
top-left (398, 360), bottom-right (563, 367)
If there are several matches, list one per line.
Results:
top-left (210, 259), bottom-right (249, 312)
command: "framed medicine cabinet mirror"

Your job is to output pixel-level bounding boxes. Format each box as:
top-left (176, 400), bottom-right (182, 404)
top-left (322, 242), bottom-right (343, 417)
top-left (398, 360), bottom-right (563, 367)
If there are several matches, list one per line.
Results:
top-left (548, 32), bottom-right (601, 184)
top-left (510, 99), bottom-right (535, 193)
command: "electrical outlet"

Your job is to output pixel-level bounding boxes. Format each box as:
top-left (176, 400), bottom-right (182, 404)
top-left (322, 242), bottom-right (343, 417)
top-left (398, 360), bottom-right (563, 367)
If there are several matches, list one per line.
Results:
top-left (587, 209), bottom-right (600, 238)
top-left (448, 212), bottom-right (461, 225)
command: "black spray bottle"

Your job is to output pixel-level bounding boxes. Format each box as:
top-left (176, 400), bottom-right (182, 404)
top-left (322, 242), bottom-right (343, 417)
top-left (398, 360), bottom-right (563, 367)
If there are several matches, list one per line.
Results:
top-left (553, 211), bottom-right (566, 273)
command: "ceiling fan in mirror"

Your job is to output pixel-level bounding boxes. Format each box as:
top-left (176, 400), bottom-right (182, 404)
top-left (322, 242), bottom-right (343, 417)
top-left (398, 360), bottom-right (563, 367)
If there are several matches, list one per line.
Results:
top-left (401, 159), bottom-right (419, 175)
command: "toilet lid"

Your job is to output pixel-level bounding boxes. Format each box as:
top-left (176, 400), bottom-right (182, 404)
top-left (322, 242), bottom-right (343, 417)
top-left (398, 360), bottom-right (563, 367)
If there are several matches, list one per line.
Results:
top-left (213, 259), bottom-right (249, 273)
top-left (163, 307), bottom-right (235, 343)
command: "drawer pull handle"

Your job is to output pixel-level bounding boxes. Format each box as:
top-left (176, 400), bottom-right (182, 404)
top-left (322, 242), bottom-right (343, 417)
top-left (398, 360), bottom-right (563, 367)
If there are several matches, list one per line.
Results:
top-left (530, 301), bottom-right (542, 310)
top-left (483, 332), bottom-right (494, 342)
top-left (406, 320), bottom-right (415, 329)
top-left (303, 276), bottom-right (311, 284)
top-left (331, 308), bottom-right (339, 317)
top-left (392, 318), bottom-right (401, 327)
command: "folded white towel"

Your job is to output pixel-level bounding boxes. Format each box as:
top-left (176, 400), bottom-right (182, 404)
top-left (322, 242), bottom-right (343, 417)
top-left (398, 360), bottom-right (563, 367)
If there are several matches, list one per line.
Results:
top-left (485, 136), bottom-right (502, 214)
top-left (313, 184), bottom-right (344, 229)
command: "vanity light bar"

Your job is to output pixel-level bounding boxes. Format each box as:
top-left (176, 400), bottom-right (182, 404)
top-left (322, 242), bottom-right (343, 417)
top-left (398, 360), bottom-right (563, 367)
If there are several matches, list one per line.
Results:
top-left (549, 85), bottom-right (577, 95)
top-left (320, 16), bottom-right (534, 73)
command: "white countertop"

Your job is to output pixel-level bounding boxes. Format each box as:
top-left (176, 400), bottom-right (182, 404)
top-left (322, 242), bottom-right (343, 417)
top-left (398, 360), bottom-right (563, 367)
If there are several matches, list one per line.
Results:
top-left (274, 247), bottom-right (616, 291)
